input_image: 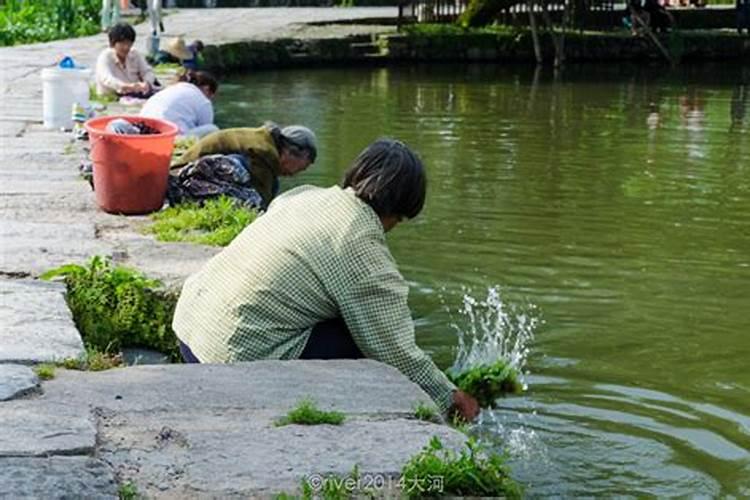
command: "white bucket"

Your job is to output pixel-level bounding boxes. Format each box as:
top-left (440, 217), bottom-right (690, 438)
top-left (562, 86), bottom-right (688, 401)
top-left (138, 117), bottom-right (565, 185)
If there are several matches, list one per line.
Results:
top-left (41, 67), bottom-right (92, 130)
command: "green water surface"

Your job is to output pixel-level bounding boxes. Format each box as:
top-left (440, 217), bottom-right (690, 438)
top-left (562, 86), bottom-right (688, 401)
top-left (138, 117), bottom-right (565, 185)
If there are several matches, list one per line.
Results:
top-left (215, 63), bottom-right (750, 497)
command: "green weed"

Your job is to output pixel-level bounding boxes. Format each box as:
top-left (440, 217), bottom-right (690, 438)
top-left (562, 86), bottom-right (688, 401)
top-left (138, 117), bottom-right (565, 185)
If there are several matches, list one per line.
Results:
top-left (414, 402), bottom-right (438, 422)
top-left (118, 481), bottom-right (140, 500)
top-left (41, 256), bottom-right (180, 361)
top-left (34, 363), bottom-right (56, 380)
top-left (400, 436), bottom-right (521, 498)
top-left (276, 399), bottom-right (345, 427)
top-left (446, 360), bottom-right (523, 408)
top-left (147, 195), bottom-right (258, 247)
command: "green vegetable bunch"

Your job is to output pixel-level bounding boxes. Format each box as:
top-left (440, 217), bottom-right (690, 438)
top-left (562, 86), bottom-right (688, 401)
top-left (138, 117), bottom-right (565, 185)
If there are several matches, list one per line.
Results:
top-left (447, 360), bottom-right (523, 408)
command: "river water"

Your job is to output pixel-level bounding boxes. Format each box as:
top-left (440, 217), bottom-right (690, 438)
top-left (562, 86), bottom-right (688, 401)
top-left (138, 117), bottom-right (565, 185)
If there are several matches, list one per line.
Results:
top-left (215, 63), bottom-right (750, 497)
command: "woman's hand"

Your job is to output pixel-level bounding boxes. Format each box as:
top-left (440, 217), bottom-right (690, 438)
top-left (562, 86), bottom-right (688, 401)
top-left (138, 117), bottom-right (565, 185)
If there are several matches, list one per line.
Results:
top-left (451, 390), bottom-right (480, 422)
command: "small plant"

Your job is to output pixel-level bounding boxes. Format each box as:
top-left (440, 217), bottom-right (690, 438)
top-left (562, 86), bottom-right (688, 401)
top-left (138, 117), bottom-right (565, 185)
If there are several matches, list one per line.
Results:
top-left (448, 414), bottom-right (471, 435)
top-left (446, 360), bottom-right (523, 408)
top-left (146, 196), bottom-right (258, 247)
top-left (414, 402), bottom-right (437, 421)
top-left (276, 399), bottom-right (345, 427)
top-left (41, 256), bottom-right (180, 361)
top-left (118, 481), bottom-right (140, 500)
top-left (59, 348), bottom-right (124, 371)
top-left (400, 436), bottom-right (521, 498)
top-left (34, 363), bottom-right (56, 380)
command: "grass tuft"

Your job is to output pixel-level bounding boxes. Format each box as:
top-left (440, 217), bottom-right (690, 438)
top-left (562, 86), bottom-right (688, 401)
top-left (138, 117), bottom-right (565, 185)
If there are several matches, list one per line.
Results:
top-left (276, 399), bottom-right (345, 427)
top-left (446, 360), bottom-right (523, 408)
top-left (118, 481), bottom-right (140, 500)
top-left (146, 196), bottom-right (258, 247)
top-left (400, 436), bottom-right (521, 498)
top-left (34, 363), bottom-right (56, 380)
top-left (414, 402), bottom-right (438, 422)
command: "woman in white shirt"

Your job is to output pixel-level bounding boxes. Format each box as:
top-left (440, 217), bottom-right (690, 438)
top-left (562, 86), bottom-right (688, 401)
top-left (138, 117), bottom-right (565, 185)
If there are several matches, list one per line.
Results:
top-left (140, 70), bottom-right (219, 138)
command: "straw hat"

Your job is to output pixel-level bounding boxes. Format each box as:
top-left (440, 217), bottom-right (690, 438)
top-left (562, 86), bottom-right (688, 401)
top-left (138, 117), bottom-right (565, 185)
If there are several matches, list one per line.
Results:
top-left (163, 37), bottom-right (192, 61)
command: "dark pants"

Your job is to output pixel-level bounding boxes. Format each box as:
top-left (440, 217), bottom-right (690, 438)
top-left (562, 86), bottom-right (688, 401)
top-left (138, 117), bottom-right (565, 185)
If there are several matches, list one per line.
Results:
top-left (179, 340), bottom-right (201, 363)
top-left (178, 318), bottom-right (363, 363)
top-left (300, 318), bottom-right (364, 360)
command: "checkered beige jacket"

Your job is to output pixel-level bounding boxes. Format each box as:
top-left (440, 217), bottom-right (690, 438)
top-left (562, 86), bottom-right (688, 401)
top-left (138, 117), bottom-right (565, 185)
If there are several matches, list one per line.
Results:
top-left (173, 185), bottom-right (455, 412)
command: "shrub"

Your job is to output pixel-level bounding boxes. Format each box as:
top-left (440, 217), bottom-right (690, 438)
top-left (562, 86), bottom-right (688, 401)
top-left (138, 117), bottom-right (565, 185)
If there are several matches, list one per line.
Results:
top-left (41, 256), bottom-right (180, 361)
top-left (0, 0), bottom-right (100, 46)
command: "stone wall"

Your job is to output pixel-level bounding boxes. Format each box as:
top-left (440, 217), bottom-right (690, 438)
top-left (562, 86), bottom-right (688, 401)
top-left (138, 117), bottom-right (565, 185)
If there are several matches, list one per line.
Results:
top-left (201, 35), bottom-right (381, 72)
top-left (201, 30), bottom-right (750, 74)
top-left (382, 31), bottom-right (750, 62)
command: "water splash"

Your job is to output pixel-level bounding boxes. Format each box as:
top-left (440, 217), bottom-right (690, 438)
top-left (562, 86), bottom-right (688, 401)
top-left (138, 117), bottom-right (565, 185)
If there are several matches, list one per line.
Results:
top-left (476, 410), bottom-right (550, 464)
top-left (447, 286), bottom-right (541, 389)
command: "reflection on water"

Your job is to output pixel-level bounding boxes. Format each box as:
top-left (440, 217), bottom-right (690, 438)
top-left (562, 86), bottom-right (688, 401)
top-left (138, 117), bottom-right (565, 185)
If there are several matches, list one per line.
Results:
top-left (216, 63), bottom-right (750, 496)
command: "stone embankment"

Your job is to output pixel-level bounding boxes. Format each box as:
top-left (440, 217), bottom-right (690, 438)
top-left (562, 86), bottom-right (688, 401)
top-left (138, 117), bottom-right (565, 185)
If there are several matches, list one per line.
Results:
top-left (0, 8), bottom-right (466, 498)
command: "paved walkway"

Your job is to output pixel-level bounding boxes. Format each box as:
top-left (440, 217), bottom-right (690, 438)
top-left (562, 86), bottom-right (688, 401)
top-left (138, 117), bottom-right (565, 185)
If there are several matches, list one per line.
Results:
top-left (0, 9), bottom-right (467, 499)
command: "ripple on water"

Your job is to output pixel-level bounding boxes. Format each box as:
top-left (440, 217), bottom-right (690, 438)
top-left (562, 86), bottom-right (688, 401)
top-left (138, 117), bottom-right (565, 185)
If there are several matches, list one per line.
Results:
top-left (477, 378), bottom-right (750, 497)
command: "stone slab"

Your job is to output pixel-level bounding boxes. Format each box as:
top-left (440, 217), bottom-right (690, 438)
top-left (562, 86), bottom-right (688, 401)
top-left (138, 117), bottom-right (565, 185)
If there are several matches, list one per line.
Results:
top-left (0, 401), bottom-right (96, 456)
top-left (0, 280), bottom-right (84, 363)
top-left (116, 236), bottom-right (221, 288)
top-left (0, 364), bottom-right (39, 401)
top-left (99, 409), bottom-right (463, 498)
top-left (44, 360), bottom-right (438, 416)
top-left (0, 220), bottom-right (112, 277)
top-left (0, 457), bottom-right (118, 499)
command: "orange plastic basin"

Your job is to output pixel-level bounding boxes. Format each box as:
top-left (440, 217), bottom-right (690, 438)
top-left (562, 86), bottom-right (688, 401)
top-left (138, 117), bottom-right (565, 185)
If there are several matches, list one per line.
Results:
top-left (85, 115), bottom-right (178, 215)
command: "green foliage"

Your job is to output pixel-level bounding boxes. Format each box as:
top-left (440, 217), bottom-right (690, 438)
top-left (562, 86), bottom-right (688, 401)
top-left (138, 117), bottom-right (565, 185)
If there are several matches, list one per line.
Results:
top-left (400, 436), bottom-right (521, 498)
top-left (147, 196), bottom-right (258, 247)
top-left (457, 0), bottom-right (520, 28)
top-left (34, 363), bottom-right (56, 380)
top-left (41, 256), bottom-right (180, 361)
top-left (449, 414), bottom-right (471, 434)
top-left (275, 399), bottom-right (346, 427)
top-left (414, 402), bottom-right (438, 421)
top-left (118, 481), bottom-right (140, 500)
top-left (446, 360), bottom-right (523, 408)
top-left (0, 0), bottom-right (100, 46)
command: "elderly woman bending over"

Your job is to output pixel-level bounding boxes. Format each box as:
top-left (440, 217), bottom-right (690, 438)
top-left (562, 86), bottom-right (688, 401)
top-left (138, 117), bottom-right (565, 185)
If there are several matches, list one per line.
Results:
top-left (169, 123), bottom-right (317, 209)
